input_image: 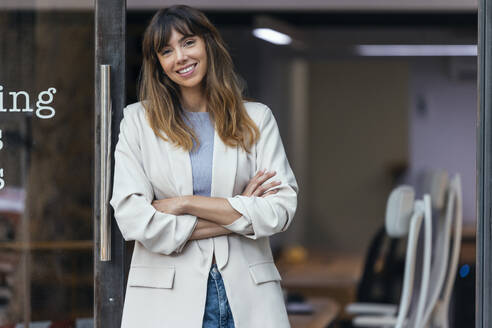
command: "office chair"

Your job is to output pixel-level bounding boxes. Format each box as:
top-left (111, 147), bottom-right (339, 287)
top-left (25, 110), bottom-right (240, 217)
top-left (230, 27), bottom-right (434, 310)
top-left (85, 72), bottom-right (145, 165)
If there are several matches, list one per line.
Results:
top-left (346, 170), bottom-right (449, 322)
top-left (418, 174), bottom-right (462, 328)
top-left (350, 186), bottom-right (432, 328)
top-left (354, 225), bottom-right (402, 305)
top-left (407, 170), bottom-right (449, 327)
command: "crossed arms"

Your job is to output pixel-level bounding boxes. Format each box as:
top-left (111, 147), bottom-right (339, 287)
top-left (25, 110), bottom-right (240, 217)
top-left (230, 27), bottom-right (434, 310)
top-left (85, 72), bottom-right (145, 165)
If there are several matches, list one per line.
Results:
top-left (151, 169), bottom-right (280, 241)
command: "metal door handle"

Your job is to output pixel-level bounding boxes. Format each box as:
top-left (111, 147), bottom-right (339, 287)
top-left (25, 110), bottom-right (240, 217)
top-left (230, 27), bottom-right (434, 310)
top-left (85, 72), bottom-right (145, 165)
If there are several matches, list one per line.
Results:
top-left (100, 65), bottom-right (112, 261)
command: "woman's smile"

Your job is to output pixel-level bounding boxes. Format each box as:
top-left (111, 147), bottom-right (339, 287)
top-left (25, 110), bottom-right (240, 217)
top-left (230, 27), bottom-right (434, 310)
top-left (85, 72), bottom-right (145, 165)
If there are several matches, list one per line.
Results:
top-left (176, 63), bottom-right (197, 77)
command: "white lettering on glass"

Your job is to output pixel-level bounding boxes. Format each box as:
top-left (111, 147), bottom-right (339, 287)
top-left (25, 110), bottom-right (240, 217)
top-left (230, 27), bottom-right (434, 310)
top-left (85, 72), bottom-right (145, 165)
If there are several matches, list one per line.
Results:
top-left (36, 87), bottom-right (56, 119)
top-left (8, 91), bottom-right (33, 113)
top-left (0, 86), bottom-right (5, 113)
top-left (0, 169), bottom-right (4, 190)
top-left (0, 85), bottom-right (56, 119)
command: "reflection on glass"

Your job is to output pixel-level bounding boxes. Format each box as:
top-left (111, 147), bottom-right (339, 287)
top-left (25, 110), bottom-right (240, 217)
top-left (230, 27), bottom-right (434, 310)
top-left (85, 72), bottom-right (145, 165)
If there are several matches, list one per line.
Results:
top-left (0, 9), bottom-right (93, 326)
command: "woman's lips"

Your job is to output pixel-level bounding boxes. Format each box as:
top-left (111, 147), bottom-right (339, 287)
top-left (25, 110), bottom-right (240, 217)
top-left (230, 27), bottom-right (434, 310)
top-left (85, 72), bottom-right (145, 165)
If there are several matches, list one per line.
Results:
top-left (177, 63), bottom-right (197, 77)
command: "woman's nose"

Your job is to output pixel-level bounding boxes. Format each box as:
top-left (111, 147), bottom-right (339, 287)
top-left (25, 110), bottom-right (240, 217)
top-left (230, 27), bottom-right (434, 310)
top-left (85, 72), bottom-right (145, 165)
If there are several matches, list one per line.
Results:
top-left (175, 48), bottom-right (188, 63)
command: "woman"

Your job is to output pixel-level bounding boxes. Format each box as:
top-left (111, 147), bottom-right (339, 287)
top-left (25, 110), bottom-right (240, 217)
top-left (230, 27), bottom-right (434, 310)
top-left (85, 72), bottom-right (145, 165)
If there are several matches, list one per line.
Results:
top-left (110, 5), bottom-right (298, 328)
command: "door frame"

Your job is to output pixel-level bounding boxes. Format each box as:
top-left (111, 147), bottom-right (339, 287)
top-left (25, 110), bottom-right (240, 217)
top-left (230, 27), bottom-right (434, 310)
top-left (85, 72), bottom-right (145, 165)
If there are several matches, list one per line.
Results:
top-left (478, 0), bottom-right (491, 327)
top-left (94, 0), bottom-right (127, 327)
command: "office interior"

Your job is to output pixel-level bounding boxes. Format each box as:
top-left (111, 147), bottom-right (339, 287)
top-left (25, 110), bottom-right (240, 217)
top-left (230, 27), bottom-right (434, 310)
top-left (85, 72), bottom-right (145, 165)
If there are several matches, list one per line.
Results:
top-left (0, 1), bottom-right (477, 327)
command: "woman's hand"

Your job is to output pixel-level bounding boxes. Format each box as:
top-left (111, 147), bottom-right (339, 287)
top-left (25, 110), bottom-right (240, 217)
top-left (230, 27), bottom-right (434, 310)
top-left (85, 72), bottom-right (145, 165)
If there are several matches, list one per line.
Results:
top-left (151, 197), bottom-right (185, 215)
top-left (241, 169), bottom-right (281, 197)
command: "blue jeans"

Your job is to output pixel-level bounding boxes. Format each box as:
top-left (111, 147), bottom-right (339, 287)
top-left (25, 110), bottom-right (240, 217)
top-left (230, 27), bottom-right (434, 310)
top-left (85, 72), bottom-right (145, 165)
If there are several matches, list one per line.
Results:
top-left (203, 264), bottom-right (235, 328)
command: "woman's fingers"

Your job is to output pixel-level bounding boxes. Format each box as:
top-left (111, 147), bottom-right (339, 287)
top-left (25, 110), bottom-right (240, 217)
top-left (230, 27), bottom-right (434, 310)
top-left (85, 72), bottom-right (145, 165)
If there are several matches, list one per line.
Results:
top-left (260, 189), bottom-right (279, 198)
top-left (250, 170), bottom-right (276, 193)
top-left (151, 200), bottom-right (160, 210)
top-left (242, 169), bottom-right (277, 196)
top-left (255, 169), bottom-right (266, 177)
top-left (257, 170), bottom-right (276, 185)
top-left (252, 180), bottom-right (281, 197)
top-left (241, 170), bottom-right (263, 196)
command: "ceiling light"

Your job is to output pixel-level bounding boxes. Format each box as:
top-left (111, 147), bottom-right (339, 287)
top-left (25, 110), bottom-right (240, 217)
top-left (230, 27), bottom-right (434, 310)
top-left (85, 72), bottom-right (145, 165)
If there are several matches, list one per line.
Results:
top-left (253, 28), bottom-right (292, 45)
top-left (356, 45), bottom-right (477, 56)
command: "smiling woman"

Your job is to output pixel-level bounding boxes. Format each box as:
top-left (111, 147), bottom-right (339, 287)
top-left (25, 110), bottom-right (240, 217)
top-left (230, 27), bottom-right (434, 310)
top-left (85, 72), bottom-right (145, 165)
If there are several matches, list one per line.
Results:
top-left (110, 5), bottom-right (298, 328)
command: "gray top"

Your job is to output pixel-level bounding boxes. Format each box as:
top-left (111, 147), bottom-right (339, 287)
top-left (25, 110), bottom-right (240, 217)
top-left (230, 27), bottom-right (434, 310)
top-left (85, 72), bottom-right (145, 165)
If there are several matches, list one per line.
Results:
top-left (183, 111), bottom-right (214, 197)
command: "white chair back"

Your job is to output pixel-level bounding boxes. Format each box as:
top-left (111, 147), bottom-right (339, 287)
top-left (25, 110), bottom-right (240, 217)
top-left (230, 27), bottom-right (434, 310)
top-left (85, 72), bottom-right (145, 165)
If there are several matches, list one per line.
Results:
top-left (385, 186), bottom-right (415, 238)
top-left (430, 174), bottom-right (462, 328)
top-left (407, 169), bottom-right (449, 327)
top-left (385, 186), bottom-right (432, 328)
top-left (412, 173), bottom-right (462, 328)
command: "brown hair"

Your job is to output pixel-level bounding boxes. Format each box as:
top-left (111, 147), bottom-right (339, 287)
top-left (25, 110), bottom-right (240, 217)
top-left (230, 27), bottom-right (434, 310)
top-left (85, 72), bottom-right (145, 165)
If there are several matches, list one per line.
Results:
top-left (139, 5), bottom-right (260, 152)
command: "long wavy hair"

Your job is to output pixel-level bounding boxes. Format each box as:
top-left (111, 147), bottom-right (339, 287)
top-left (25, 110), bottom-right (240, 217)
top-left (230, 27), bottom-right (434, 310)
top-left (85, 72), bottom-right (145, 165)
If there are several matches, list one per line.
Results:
top-left (139, 5), bottom-right (260, 153)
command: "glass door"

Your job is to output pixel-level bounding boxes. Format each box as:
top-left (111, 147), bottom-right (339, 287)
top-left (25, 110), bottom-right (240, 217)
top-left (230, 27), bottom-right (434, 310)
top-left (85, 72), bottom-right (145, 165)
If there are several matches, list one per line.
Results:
top-left (0, 0), bottom-right (126, 326)
top-left (0, 3), bottom-right (98, 327)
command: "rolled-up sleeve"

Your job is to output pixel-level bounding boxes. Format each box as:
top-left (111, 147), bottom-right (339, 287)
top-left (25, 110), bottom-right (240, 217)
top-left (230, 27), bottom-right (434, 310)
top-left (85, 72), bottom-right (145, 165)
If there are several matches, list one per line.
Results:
top-left (109, 107), bottom-right (197, 255)
top-left (223, 105), bottom-right (298, 239)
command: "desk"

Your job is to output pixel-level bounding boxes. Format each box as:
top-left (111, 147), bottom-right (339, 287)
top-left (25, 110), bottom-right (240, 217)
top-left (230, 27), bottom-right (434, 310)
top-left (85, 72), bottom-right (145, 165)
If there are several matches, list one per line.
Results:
top-left (289, 297), bottom-right (340, 328)
top-left (278, 252), bottom-right (364, 307)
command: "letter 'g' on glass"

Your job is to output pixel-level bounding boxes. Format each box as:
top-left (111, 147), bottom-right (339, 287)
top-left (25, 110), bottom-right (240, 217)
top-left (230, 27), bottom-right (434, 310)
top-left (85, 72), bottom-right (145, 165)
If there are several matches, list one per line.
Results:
top-left (36, 88), bottom-right (57, 119)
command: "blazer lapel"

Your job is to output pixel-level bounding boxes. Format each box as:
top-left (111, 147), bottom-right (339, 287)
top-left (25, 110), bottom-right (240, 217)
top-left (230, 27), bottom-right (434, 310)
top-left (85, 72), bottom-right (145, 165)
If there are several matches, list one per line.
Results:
top-left (211, 129), bottom-right (237, 198)
top-left (167, 142), bottom-right (194, 196)
top-left (211, 128), bottom-right (237, 270)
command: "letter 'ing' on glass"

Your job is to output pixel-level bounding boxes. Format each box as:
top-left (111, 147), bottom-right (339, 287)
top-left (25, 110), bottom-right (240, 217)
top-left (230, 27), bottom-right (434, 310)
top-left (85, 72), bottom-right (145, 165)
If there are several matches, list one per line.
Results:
top-left (0, 85), bottom-right (57, 119)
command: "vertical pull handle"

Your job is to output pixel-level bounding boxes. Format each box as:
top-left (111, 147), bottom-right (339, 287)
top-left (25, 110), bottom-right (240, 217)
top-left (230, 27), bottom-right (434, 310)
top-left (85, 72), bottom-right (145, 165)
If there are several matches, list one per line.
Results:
top-left (100, 64), bottom-right (112, 261)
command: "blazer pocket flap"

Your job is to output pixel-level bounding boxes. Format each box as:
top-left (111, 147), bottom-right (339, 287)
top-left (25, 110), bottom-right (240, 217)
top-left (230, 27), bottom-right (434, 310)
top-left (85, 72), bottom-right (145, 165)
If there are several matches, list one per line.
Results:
top-left (248, 261), bottom-right (282, 284)
top-left (128, 266), bottom-right (175, 289)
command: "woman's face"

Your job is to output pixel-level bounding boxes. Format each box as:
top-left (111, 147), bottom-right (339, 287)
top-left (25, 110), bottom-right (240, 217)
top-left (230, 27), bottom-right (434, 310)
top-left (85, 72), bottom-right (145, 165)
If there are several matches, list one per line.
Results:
top-left (157, 28), bottom-right (208, 92)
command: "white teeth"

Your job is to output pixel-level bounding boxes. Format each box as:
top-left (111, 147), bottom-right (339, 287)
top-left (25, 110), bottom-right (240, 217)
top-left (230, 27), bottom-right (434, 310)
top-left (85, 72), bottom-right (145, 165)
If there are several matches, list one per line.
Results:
top-left (178, 64), bottom-right (195, 74)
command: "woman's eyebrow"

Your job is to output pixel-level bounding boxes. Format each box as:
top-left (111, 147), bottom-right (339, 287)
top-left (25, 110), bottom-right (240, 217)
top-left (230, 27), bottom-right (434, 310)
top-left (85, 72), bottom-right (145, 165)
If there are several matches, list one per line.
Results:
top-left (163, 34), bottom-right (195, 48)
top-left (178, 34), bottom-right (195, 42)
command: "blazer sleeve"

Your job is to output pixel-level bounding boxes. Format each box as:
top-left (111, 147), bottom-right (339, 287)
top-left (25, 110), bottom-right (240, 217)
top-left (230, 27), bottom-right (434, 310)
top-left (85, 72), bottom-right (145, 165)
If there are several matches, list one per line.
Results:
top-left (109, 107), bottom-right (197, 255)
top-left (223, 105), bottom-right (298, 239)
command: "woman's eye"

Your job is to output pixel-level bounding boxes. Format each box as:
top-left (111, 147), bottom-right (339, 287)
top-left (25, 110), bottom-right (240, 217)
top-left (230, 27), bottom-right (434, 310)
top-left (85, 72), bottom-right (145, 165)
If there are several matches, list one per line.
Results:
top-left (184, 39), bottom-right (195, 47)
top-left (162, 49), bottom-right (171, 55)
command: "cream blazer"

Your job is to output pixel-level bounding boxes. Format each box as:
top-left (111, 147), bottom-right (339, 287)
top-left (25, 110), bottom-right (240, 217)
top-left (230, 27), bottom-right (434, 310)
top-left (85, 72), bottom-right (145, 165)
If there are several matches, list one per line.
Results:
top-left (109, 101), bottom-right (298, 328)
